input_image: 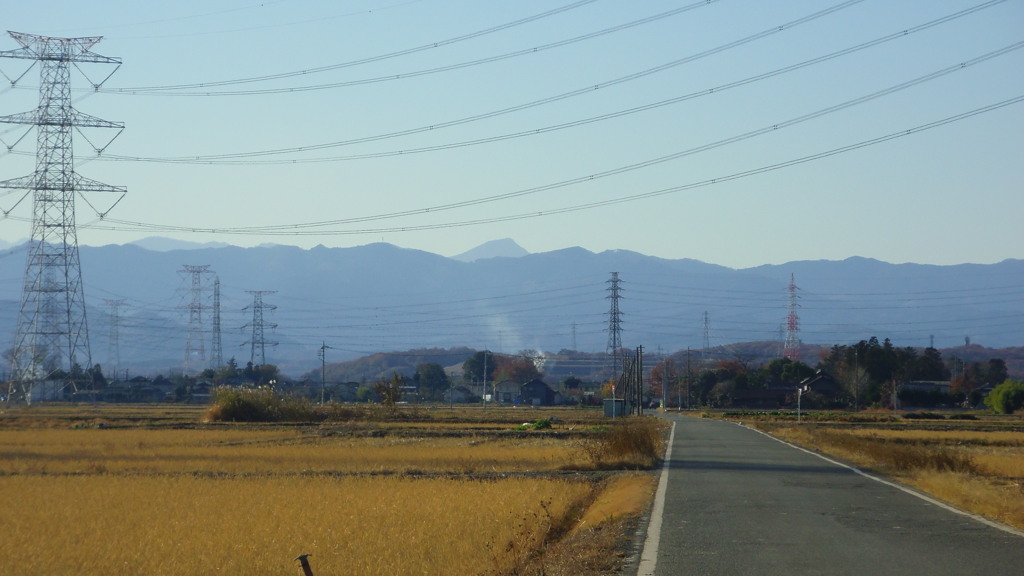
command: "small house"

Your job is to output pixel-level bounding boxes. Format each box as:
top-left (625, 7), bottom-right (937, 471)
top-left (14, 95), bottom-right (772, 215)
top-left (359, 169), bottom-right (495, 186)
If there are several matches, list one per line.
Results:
top-left (493, 379), bottom-right (521, 404)
top-left (521, 379), bottom-right (556, 406)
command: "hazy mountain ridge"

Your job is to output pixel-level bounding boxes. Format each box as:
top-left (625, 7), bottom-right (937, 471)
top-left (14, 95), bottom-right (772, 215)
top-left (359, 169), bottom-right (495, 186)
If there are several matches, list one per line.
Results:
top-left (450, 238), bottom-right (529, 262)
top-left (0, 240), bottom-right (1019, 377)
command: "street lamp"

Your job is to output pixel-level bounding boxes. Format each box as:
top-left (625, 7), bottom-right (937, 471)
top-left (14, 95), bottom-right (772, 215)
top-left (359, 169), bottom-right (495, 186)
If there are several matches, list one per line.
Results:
top-left (797, 385), bottom-right (809, 423)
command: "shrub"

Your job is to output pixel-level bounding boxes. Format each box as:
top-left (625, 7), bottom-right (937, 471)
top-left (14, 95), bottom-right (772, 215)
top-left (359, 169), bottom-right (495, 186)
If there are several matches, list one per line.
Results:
top-left (984, 379), bottom-right (1024, 414)
top-left (902, 412), bottom-right (945, 420)
top-left (515, 418), bottom-right (554, 431)
top-left (205, 386), bottom-right (316, 422)
top-left (514, 419), bottom-right (553, 431)
top-left (946, 413), bottom-right (978, 421)
top-left (579, 417), bottom-right (666, 469)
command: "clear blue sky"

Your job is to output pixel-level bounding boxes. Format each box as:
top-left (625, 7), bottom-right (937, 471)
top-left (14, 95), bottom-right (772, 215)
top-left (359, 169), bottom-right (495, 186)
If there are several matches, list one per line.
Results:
top-left (1, 0), bottom-right (1022, 268)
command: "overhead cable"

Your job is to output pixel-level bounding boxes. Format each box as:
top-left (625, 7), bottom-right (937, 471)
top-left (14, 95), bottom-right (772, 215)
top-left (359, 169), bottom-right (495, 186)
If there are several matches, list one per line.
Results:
top-left (101, 0), bottom-right (1005, 165)
top-left (89, 41), bottom-right (1024, 236)
top-left (107, 0), bottom-right (602, 93)
top-left (90, 93), bottom-right (1024, 237)
top-left (99, 0), bottom-right (865, 163)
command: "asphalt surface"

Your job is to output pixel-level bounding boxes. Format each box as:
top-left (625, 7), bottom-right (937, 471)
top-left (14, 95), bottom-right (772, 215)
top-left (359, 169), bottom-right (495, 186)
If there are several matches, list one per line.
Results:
top-left (643, 415), bottom-right (1024, 576)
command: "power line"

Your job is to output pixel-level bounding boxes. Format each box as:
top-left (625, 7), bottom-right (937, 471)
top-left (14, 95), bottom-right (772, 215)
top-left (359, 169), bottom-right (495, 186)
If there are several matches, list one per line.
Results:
top-left (99, 0), bottom-right (1005, 165)
top-left (107, 0), bottom-right (602, 93)
top-left (91, 39), bottom-right (1024, 235)
top-left (99, 0), bottom-right (873, 164)
top-left (90, 90), bottom-right (1024, 238)
top-left (107, 1), bottom-right (716, 96)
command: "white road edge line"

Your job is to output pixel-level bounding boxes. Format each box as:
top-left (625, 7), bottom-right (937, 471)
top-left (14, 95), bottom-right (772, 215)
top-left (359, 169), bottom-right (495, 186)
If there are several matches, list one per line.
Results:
top-left (637, 419), bottom-right (676, 576)
top-left (740, 421), bottom-right (1024, 539)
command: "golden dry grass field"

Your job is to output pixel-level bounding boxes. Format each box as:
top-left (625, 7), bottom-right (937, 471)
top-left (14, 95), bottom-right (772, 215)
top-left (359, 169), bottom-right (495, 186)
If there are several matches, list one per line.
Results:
top-left (0, 404), bottom-right (662, 576)
top-left (727, 412), bottom-right (1024, 531)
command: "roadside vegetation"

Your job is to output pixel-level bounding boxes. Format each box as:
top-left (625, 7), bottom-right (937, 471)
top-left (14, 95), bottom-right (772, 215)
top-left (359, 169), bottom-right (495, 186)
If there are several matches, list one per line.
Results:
top-left (984, 379), bottom-right (1024, 414)
top-left (0, 403), bottom-right (667, 576)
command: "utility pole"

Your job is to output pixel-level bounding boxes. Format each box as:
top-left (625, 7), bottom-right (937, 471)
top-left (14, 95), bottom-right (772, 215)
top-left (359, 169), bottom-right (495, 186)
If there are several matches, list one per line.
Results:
top-left (243, 291), bottom-right (277, 367)
top-left (483, 350), bottom-right (490, 405)
top-left (636, 345), bottom-right (644, 416)
top-left (318, 342), bottom-right (332, 404)
top-left (1, 32), bottom-right (125, 404)
top-left (686, 347), bottom-right (692, 410)
top-left (797, 385), bottom-right (808, 422)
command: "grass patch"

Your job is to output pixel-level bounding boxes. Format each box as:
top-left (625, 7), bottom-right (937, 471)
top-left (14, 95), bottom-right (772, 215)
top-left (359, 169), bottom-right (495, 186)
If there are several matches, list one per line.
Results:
top-left (577, 417), bottom-right (667, 469)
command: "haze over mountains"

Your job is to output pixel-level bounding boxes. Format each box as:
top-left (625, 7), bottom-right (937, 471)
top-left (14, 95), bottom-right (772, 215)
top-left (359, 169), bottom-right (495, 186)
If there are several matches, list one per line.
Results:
top-left (0, 238), bottom-right (1019, 378)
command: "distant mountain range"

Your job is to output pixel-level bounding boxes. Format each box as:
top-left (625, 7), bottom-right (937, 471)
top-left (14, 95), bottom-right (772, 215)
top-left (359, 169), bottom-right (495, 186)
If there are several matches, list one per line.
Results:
top-left (450, 238), bottom-right (530, 262)
top-left (0, 238), bottom-right (1019, 379)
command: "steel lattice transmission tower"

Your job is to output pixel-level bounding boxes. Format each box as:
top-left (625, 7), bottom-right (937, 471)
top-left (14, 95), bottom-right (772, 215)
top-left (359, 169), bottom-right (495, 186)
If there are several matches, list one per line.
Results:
top-left (0, 32), bottom-right (125, 403)
top-left (702, 311), bottom-right (711, 361)
top-left (605, 272), bottom-right (624, 374)
top-left (243, 291), bottom-right (277, 366)
top-left (783, 273), bottom-right (801, 360)
top-left (180, 265), bottom-right (213, 375)
top-left (211, 276), bottom-right (223, 368)
top-left (103, 299), bottom-right (124, 380)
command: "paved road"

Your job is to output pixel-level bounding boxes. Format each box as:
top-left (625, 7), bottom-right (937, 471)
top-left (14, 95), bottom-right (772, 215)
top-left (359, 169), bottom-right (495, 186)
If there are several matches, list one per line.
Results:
top-left (640, 415), bottom-right (1024, 576)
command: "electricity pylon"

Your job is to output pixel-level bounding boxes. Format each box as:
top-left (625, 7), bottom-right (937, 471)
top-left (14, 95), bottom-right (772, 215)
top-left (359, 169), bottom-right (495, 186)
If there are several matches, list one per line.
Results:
top-left (606, 272), bottom-right (623, 376)
top-left (0, 32), bottom-right (125, 404)
top-left (211, 277), bottom-right (223, 368)
top-left (242, 291), bottom-right (277, 366)
top-left (783, 273), bottom-right (801, 360)
top-left (180, 265), bottom-right (212, 375)
top-left (103, 299), bottom-right (124, 380)
top-left (702, 311), bottom-right (710, 361)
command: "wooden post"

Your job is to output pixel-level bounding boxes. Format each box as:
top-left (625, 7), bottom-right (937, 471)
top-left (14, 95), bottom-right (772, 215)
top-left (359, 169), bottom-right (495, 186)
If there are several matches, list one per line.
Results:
top-left (294, 553), bottom-right (314, 576)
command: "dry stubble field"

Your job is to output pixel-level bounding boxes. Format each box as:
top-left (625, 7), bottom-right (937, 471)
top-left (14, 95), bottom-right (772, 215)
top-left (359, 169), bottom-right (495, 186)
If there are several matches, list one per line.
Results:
top-left (0, 404), bottom-right (663, 576)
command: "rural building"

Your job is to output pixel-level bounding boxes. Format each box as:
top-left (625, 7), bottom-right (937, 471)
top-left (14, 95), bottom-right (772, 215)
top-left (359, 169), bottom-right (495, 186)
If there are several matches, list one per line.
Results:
top-left (493, 379), bottom-right (521, 404)
top-left (902, 380), bottom-right (952, 394)
top-left (520, 379), bottom-right (558, 406)
top-left (799, 370), bottom-right (843, 397)
top-left (443, 386), bottom-right (475, 403)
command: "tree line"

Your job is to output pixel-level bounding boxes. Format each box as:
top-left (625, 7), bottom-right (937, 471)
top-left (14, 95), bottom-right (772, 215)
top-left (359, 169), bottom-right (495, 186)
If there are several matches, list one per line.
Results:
top-left (648, 337), bottom-right (1012, 410)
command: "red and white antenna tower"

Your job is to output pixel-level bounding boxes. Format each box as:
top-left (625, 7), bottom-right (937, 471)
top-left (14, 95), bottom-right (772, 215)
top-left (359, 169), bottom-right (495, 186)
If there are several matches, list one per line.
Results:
top-left (783, 273), bottom-right (801, 360)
